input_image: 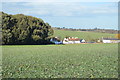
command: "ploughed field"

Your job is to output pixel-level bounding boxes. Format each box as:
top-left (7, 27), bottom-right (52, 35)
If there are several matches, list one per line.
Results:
top-left (2, 44), bottom-right (118, 78)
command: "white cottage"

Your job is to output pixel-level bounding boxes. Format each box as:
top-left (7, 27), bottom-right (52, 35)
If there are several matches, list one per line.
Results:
top-left (102, 38), bottom-right (120, 43)
top-left (63, 37), bottom-right (81, 44)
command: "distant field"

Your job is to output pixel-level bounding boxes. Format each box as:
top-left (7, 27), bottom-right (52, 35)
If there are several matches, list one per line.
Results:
top-left (53, 30), bottom-right (115, 41)
top-left (2, 44), bottom-right (118, 78)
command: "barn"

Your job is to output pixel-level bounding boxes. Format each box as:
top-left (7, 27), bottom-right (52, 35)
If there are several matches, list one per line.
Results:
top-left (102, 38), bottom-right (120, 43)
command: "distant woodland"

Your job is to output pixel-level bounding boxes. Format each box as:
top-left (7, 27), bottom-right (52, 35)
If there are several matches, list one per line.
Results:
top-left (1, 12), bottom-right (54, 45)
top-left (53, 27), bottom-right (119, 34)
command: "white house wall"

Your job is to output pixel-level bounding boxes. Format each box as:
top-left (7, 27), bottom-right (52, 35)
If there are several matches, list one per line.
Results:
top-left (103, 40), bottom-right (111, 43)
top-left (63, 41), bottom-right (81, 44)
top-left (103, 40), bottom-right (120, 43)
top-left (63, 41), bottom-right (69, 44)
top-left (74, 41), bottom-right (81, 43)
top-left (111, 40), bottom-right (120, 43)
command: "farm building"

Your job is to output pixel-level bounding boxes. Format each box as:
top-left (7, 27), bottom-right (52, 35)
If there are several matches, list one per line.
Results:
top-left (102, 38), bottom-right (120, 43)
top-left (50, 37), bottom-right (63, 44)
top-left (80, 39), bottom-right (86, 43)
top-left (50, 36), bottom-right (86, 44)
top-left (63, 37), bottom-right (85, 44)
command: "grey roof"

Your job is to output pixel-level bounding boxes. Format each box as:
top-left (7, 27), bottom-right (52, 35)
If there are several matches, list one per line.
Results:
top-left (103, 38), bottom-right (120, 40)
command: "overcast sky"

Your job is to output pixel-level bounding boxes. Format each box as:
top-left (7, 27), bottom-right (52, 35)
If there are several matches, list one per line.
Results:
top-left (1, 1), bottom-right (119, 30)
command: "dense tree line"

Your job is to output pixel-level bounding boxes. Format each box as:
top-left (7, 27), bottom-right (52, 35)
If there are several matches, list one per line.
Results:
top-left (1, 12), bottom-right (54, 45)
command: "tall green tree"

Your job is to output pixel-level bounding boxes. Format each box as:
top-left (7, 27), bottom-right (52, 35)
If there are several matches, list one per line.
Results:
top-left (1, 12), bottom-right (54, 45)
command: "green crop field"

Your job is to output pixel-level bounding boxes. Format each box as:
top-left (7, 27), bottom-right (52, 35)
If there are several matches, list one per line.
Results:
top-left (2, 43), bottom-right (118, 78)
top-left (53, 30), bottom-right (115, 41)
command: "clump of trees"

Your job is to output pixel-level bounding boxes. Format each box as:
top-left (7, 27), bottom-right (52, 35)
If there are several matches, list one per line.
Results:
top-left (1, 12), bottom-right (54, 45)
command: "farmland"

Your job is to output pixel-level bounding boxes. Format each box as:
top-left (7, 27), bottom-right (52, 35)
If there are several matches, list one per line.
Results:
top-left (2, 43), bottom-right (118, 78)
top-left (53, 30), bottom-right (115, 41)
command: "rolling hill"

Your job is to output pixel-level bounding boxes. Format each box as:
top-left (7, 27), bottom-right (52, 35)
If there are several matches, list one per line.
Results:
top-left (53, 30), bottom-right (115, 41)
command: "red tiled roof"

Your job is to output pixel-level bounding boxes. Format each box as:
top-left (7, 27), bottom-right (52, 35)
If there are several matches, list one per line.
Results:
top-left (68, 38), bottom-right (80, 41)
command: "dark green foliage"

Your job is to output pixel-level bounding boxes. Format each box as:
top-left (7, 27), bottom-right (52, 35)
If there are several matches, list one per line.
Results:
top-left (1, 12), bottom-right (54, 45)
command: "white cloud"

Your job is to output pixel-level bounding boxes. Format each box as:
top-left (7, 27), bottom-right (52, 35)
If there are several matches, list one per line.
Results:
top-left (2, 0), bottom-right (120, 2)
top-left (92, 10), bottom-right (117, 14)
top-left (2, 2), bottom-right (117, 17)
top-left (29, 2), bottom-right (117, 16)
top-left (20, 2), bottom-right (88, 16)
